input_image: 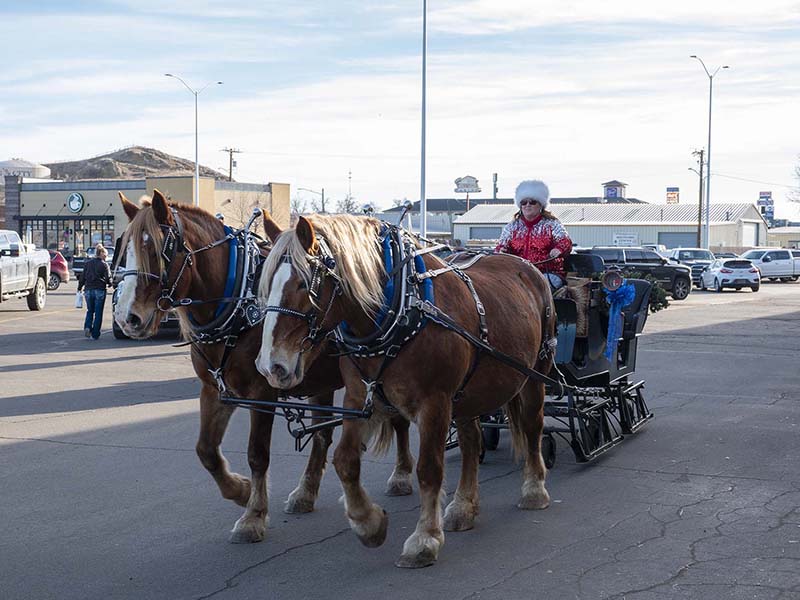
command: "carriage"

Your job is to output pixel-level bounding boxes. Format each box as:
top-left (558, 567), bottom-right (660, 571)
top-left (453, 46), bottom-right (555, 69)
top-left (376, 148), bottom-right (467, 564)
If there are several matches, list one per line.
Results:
top-left (457, 251), bottom-right (654, 468)
top-left (116, 194), bottom-right (655, 567)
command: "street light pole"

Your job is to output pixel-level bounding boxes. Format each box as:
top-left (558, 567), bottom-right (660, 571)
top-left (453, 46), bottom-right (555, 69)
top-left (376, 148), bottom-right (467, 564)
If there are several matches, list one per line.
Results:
top-left (165, 74), bottom-right (223, 207)
top-left (419, 0), bottom-right (427, 238)
top-left (690, 56), bottom-right (728, 249)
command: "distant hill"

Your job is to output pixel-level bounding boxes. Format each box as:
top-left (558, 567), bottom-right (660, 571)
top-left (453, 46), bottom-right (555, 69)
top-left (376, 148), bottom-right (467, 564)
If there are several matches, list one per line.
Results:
top-left (44, 146), bottom-right (228, 181)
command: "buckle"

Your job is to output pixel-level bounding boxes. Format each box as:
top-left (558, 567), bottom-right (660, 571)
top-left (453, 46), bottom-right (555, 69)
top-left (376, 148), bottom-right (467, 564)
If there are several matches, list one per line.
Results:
top-left (386, 345), bottom-right (401, 358)
top-left (157, 294), bottom-right (174, 311)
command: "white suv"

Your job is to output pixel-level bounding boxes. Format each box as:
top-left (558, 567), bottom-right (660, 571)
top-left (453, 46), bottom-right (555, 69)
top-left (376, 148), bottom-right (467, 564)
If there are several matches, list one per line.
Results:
top-left (699, 258), bottom-right (760, 292)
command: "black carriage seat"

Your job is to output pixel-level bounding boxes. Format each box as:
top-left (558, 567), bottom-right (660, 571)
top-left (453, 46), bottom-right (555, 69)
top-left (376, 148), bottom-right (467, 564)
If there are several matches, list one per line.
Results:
top-left (621, 279), bottom-right (652, 339)
top-left (564, 253), bottom-right (604, 278)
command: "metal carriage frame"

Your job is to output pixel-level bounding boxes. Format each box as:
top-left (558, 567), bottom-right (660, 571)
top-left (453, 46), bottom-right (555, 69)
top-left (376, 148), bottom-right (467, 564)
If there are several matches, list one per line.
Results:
top-left (455, 252), bottom-right (653, 467)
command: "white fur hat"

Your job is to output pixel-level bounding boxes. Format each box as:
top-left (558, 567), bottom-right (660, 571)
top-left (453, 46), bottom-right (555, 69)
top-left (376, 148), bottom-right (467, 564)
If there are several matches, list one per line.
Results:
top-left (515, 180), bottom-right (550, 209)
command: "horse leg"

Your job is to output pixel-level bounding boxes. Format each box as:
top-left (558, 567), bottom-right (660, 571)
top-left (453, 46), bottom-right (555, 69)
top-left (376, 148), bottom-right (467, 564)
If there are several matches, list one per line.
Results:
top-left (516, 381), bottom-right (550, 510)
top-left (385, 415), bottom-right (414, 496)
top-left (285, 391), bottom-right (335, 514)
top-left (443, 418), bottom-right (481, 532)
top-left (396, 399), bottom-right (449, 568)
top-left (230, 410), bottom-right (275, 543)
top-left (332, 406), bottom-right (388, 548)
top-left (196, 384), bottom-right (250, 507)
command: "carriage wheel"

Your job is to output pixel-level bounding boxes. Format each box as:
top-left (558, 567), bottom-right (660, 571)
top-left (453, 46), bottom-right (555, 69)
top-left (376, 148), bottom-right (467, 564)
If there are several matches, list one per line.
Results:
top-left (482, 426), bottom-right (500, 451)
top-left (541, 433), bottom-right (556, 469)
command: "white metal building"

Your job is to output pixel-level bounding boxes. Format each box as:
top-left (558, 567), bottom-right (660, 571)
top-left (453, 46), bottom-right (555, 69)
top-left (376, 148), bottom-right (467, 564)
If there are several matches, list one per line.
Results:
top-left (453, 203), bottom-right (769, 250)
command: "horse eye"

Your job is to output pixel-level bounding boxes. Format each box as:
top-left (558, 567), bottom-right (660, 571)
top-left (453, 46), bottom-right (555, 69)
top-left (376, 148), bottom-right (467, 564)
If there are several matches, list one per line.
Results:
top-left (297, 281), bottom-right (308, 291)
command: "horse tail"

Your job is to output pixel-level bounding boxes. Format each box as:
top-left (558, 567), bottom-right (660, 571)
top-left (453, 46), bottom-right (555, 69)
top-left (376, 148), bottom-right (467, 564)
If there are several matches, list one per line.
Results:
top-left (368, 417), bottom-right (395, 457)
top-left (504, 395), bottom-right (527, 461)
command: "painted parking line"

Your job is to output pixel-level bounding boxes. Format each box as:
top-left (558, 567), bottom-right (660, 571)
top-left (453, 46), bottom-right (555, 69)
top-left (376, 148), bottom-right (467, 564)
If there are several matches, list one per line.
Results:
top-left (0, 307), bottom-right (78, 324)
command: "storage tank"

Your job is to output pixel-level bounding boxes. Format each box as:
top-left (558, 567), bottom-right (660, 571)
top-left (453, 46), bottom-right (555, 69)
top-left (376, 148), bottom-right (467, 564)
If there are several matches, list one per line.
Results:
top-left (0, 158), bottom-right (52, 179)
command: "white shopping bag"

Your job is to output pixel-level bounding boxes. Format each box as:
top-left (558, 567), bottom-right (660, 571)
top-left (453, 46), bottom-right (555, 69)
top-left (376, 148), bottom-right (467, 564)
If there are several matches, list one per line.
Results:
top-left (75, 291), bottom-right (84, 309)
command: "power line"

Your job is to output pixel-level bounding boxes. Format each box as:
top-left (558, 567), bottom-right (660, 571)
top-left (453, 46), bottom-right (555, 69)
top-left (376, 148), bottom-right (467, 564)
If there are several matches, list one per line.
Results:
top-left (712, 172), bottom-right (796, 189)
top-left (237, 149), bottom-right (418, 160)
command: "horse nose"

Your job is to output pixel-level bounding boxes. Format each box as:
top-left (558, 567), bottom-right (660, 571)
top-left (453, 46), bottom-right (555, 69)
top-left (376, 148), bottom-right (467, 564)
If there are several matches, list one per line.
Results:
top-left (270, 362), bottom-right (289, 381)
top-left (127, 313), bottom-right (142, 328)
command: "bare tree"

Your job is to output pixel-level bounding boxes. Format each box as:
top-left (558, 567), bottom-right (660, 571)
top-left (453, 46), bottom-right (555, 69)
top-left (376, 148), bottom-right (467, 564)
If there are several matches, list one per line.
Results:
top-left (790, 156), bottom-right (800, 203)
top-left (336, 193), bottom-right (358, 214)
top-left (291, 194), bottom-right (308, 215)
top-left (309, 197), bottom-right (322, 213)
top-left (223, 190), bottom-right (267, 235)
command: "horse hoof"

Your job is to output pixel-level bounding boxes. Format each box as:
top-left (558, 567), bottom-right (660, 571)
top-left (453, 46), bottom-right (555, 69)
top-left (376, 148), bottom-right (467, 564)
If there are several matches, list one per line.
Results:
top-left (395, 547), bottom-right (438, 569)
top-left (443, 503), bottom-right (476, 532)
top-left (353, 508), bottom-right (388, 548)
top-left (284, 490), bottom-right (315, 514)
top-left (229, 517), bottom-right (266, 544)
top-left (385, 476), bottom-right (413, 497)
top-left (517, 492), bottom-right (550, 510)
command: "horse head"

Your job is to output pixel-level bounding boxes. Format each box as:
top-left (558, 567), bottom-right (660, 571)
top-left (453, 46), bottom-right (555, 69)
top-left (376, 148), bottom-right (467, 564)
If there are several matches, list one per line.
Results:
top-left (255, 214), bottom-right (385, 389)
top-left (113, 189), bottom-right (225, 339)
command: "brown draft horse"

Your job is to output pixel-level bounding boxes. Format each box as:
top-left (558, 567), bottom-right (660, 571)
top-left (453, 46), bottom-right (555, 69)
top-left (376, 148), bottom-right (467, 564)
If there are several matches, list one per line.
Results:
top-left (255, 213), bottom-right (556, 567)
top-left (113, 190), bottom-right (414, 544)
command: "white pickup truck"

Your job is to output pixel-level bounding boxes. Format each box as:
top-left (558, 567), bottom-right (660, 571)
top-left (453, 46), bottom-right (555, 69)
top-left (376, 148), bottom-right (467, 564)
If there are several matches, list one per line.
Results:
top-left (0, 229), bottom-right (50, 310)
top-left (740, 248), bottom-right (800, 282)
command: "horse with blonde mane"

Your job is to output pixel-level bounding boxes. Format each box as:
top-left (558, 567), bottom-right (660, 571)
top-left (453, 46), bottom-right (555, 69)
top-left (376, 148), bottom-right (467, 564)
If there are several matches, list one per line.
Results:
top-left (256, 212), bottom-right (556, 567)
top-left (114, 190), bottom-right (414, 544)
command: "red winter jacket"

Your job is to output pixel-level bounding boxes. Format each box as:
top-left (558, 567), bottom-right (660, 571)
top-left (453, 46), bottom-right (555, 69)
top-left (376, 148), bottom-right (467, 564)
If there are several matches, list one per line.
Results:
top-left (494, 214), bottom-right (573, 278)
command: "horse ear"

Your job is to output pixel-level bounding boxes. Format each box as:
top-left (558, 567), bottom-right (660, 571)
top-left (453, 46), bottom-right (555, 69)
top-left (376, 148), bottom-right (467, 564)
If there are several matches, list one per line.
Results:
top-left (151, 189), bottom-right (173, 225)
top-left (118, 192), bottom-right (139, 222)
top-left (261, 209), bottom-right (283, 243)
top-left (296, 216), bottom-right (316, 253)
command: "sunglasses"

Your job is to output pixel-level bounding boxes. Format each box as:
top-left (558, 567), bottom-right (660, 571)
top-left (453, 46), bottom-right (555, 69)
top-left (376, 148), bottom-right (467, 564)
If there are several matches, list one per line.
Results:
top-left (520, 199), bottom-right (540, 207)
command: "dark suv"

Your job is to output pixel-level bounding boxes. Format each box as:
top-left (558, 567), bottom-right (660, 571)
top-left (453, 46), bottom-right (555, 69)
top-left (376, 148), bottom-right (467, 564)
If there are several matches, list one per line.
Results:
top-left (666, 248), bottom-right (715, 287)
top-left (576, 246), bottom-right (693, 300)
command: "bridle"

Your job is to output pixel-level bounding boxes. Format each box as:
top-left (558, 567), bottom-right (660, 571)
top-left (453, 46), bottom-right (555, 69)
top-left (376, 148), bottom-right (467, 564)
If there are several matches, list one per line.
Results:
top-left (121, 208), bottom-right (234, 311)
top-left (261, 238), bottom-right (342, 354)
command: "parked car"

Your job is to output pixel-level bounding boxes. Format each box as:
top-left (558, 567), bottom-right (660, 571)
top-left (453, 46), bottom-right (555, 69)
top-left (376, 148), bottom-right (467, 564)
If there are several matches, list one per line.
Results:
top-left (110, 238), bottom-right (180, 339)
top-left (47, 250), bottom-right (70, 290)
top-left (699, 258), bottom-right (760, 292)
top-left (739, 248), bottom-right (800, 282)
top-left (72, 247), bottom-right (115, 277)
top-left (642, 243), bottom-right (668, 256)
top-left (575, 246), bottom-right (693, 300)
top-left (666, 248), bottom-right (715, 287)
top-left (713, 251), bottom-right (739, 259)
top-left (0, 229), bottom-right (50, 310)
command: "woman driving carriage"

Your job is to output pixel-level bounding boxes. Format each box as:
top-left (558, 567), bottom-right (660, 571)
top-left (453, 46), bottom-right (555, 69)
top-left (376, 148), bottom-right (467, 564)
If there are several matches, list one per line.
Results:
top-left (494, 179), bottom-right (573, 288)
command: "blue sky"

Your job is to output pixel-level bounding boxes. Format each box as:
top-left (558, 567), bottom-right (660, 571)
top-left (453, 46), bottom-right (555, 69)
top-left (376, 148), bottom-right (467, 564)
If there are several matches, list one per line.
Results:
top-left (3, 0), bottom-right (800, 217)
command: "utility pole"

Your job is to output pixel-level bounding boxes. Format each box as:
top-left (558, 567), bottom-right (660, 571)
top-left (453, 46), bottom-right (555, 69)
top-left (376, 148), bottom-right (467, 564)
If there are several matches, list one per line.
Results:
top-left (692, 149), bottom-right (705, 247)
top-left (221, 148), bottom-right (241, 182)
top-left (493, 173), bottom-right (498, 201)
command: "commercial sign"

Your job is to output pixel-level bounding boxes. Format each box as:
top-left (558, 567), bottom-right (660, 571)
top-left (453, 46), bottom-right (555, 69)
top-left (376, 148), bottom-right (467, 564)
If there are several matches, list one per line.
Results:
top-left (67, 192), bottom-right (85, 214)
top-left (758, 191), bottom-right (774, 223)
top-left (613, 232), bottom-right (639, 247)
top-left (454, 175), bottom-right (481, 194)
top-left (666, 187), bottom-right (679, 204)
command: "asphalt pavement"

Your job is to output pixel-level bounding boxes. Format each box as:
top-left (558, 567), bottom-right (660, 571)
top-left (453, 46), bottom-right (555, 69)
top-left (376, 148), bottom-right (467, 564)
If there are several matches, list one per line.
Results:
top-left (1, 279), bottom-right (799, 600)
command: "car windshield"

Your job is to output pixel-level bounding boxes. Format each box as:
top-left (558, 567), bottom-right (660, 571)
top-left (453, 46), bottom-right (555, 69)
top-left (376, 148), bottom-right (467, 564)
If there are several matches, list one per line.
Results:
top-left (741, 250), bottom-right (766, 260)
top-left (678, 250), bottom-right (713, 260)
top-left (723, 260), bottom-right (752, 269)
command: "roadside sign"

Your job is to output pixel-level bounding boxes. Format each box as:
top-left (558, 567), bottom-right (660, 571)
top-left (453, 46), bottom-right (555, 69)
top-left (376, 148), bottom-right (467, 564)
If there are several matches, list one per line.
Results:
top-left (666, 187), bottom-right (679, 204)
top-left (613, 233), bottom-right (638, 247)
top-left (455, 175), bottom-right (481, 194)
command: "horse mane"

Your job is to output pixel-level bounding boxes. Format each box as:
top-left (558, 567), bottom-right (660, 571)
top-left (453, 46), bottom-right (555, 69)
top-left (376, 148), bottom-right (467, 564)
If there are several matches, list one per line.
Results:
top-left (121, 196), bottom-right (223, 280)
top-left (259, 214), bottom-right (386, 316)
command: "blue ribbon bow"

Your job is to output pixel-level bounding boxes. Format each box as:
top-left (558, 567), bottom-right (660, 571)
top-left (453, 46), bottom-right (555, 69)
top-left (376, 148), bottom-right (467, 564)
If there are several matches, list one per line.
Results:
top-left (604, 281), bottom-right (636, 360)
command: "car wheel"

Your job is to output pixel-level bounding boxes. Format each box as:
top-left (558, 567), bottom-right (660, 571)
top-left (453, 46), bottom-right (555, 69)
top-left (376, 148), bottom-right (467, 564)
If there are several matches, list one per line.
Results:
top-left (751, 284), bottom-right (760, 292)
top-left (700, 278), bottom-right (707, 291)
top-left (27, 276), bottom-right (47, 311)
top-left (791, 276), bottom-right (799, 282)
top-left (780, 277), bottom-right (791, 283)
top-left (672, 277), bottom-right (690, 300)
top-left (714, 278), bottom-right (723, 293)
top-left (47, 273), bottom-right (61, 290)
